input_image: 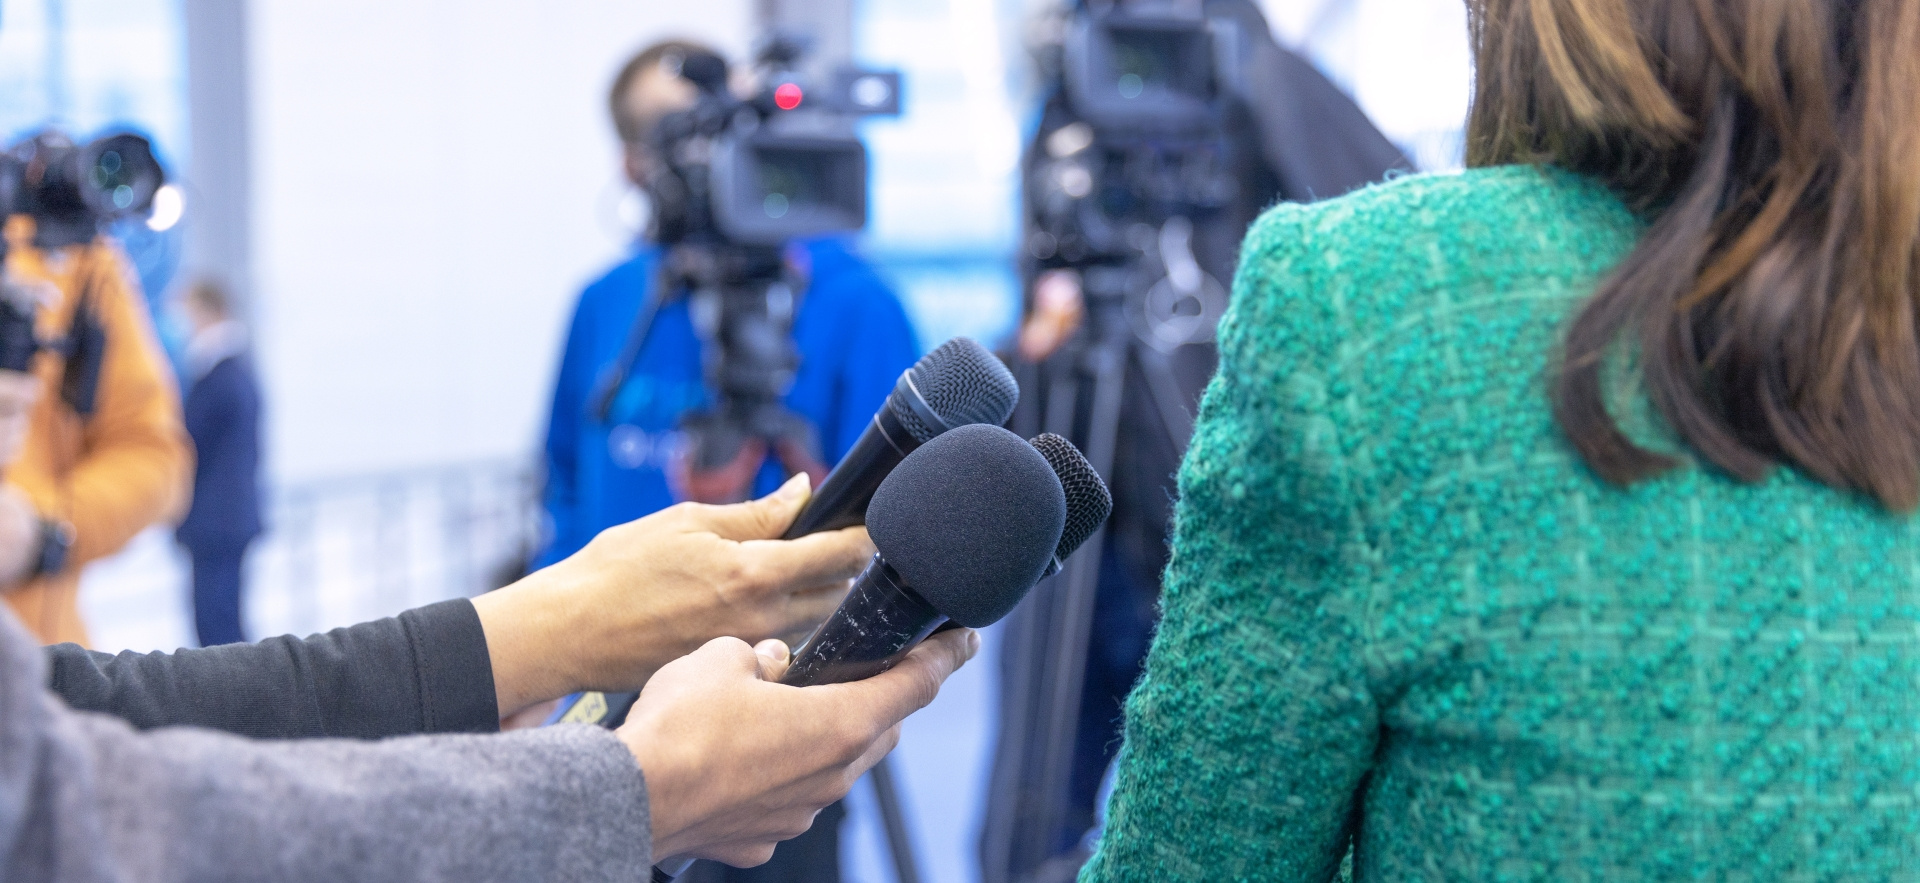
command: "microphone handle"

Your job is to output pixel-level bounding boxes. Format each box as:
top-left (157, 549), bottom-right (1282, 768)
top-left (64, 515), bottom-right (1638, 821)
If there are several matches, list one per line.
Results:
top-left (780, 407), bottom-right (915, 539)
top-left (782, 555), bottom-right (945, 687)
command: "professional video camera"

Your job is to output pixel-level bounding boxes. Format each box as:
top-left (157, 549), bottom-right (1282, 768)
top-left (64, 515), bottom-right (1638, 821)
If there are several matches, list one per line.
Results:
top-left (0, 129), bottom-right (165, 414)
top-left (631, 37), bottom-right (901, 503)
top-left (1025, 2), bottom-right (1238, 347)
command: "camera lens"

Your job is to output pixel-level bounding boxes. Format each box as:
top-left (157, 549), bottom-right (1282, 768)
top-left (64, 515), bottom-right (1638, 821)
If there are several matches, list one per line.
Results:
top-left (80, 133), bottom-right (163, 219)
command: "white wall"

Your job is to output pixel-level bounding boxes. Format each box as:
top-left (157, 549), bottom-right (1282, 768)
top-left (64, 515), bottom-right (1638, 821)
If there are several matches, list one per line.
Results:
top-left (250, 1), bottom-right (752, 483)
top-left (1257, 0), bottom-right (1472, 170)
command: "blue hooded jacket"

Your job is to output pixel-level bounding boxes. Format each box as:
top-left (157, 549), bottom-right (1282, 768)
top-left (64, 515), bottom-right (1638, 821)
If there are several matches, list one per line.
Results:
top-left (536, 239), bottom-right (919, 567)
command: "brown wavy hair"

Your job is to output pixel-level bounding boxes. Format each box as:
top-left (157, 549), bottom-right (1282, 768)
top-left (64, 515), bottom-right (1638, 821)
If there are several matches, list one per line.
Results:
top-left (1467, 0), bottom-right (1920, 509)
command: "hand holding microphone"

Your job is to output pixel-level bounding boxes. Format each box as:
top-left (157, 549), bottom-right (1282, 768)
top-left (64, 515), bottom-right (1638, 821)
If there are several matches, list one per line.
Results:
top-left (619, 627), bottom-right (979, 869)
top-left (782, 426), bottom-right (1113, 688)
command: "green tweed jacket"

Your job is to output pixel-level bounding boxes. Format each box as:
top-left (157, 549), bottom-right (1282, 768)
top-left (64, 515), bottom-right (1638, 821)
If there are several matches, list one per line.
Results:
top-left (1081, 166), bottom-right (1920, 882)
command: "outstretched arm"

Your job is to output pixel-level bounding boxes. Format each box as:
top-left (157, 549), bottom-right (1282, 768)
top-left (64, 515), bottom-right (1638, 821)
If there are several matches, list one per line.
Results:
top-left (46, 598), bottom-right (498, 739)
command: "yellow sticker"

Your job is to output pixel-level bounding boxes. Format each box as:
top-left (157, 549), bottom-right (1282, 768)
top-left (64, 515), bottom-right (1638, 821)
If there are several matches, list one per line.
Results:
top-left (557, 691), bottom-right (610, 725)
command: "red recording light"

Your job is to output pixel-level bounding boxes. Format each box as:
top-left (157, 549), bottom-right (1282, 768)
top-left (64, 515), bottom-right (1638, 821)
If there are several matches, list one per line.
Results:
top-left (774, 82), bottom-right (804, 110)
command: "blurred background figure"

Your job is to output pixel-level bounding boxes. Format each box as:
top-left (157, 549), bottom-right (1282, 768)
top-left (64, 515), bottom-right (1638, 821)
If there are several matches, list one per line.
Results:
top-left (0, 132), bottom-right (190, 647)
top-left (174, 276), bottom-right (261, 647)
top-left (535, 38), bottom-right (917, 569)
top-left (983, 2), bottom-right (1409, 879)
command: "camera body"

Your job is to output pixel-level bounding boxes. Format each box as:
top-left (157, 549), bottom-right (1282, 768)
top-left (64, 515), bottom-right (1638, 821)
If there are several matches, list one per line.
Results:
top-left (1031, 4), bottom-right (1240, 263)
top-left (647, 46), bottom-right (897, 249)
top-left (0, 130), bottom-right (165, 251)
top-left (0, 129), bottom-right (162, 412)
top-left (1025, 2), bottom-right (1241, 351)
top-left (641, 42), bottom-right (900, 500)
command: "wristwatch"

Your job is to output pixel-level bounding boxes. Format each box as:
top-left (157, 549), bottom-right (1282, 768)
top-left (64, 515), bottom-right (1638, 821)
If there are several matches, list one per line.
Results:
top-left (32, 517), bottom-right (72, 577)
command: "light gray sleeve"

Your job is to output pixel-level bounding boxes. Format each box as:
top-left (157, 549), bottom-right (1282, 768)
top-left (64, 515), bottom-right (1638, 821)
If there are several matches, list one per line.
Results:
top-left (1, 610), bottom-right (651, 883)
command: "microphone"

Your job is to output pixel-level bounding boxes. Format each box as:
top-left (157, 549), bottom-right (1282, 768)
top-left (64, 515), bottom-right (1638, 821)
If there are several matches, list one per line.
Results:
top-left (780, 423), bottom-right (1067, 687)
top-left (651, 425), bottom-right (1071, 882)
top-left (925, 433), bottom-right (1111, 640)
top-left (780, 336), bottom-right (1018, 540)
top-left (1026, 433), bottom-right (1114, 576)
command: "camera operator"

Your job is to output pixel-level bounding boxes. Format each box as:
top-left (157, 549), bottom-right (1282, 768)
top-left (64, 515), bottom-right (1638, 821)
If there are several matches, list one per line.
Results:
top-left (538, 39), bottom-right (918, 573)
top-left (0, 185), bottom-right (191, 647)
top-left (989, 1), bottom-right (1411, 875)
top-left (539, 45), bottom-right (916, 880)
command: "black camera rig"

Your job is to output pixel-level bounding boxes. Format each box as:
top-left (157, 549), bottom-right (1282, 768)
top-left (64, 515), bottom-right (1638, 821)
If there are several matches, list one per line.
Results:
top-left (1025, 2), bottom-right (1239, 346)
top-left (593, 38), bottom-right (900, 503)
top-left (0, 129), bottom-right (164, 415)
top-left (987, 3), bottom-right (1255, 881)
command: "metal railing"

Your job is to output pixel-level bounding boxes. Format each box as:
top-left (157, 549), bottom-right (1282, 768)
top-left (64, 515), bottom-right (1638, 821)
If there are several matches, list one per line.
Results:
top-left (80, 458), bottom-right (544, 650)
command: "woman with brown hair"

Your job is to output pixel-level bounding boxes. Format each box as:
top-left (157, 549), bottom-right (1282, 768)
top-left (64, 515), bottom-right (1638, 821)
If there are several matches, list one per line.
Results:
top-left (1080, 1), bottom-right (1920, 879)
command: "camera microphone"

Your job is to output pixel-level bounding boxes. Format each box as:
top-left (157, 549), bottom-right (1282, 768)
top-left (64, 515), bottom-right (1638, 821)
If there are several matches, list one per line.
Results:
top-left (780, 336), bottom-right (1018, 540)
top-left (780, 423), bottom-right (1065, 687)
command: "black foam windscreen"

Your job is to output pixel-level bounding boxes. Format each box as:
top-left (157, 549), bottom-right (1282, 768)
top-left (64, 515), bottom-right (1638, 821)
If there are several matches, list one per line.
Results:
top-left (886, 337), bottom-right (1019, 443)
top-left (1028, 433), bottom-right (1112, 562)
top-left (867, 423), bottom-right (1065, 627)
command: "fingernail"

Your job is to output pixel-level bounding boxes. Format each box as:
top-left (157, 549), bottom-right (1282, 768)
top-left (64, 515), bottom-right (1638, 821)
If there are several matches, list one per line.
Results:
top-left (755, 638), bottom-right (791, 663)
top-left (966, 629), bottom-right (981, 659)
top-left (773, 472), bottom-right (810, 502)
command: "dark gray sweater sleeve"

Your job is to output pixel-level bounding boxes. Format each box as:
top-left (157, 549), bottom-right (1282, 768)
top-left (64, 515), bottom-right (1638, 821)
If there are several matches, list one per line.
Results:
top-left (2, 609), bottom-right (652, 883)
top-left (44, 598), bottom-right (499, 738)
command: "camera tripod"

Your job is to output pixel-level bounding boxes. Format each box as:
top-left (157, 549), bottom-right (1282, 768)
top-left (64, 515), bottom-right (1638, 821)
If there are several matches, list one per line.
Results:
top-left (984, 216), bottom-right (1223, 883)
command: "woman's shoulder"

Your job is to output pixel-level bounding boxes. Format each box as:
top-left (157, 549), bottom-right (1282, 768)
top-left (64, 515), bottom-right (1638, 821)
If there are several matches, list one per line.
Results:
top-left (1226, 165), bottom-right (1643, 355)
top-left (1246, 165), bottom-right (1639, 275)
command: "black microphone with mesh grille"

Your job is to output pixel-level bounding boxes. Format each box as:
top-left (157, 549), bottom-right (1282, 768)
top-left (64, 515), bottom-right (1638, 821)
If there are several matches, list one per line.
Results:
top-left (1027, 433), bottom-right (1113, 575)
top-left (780, 337), bottom-right (1019, 540)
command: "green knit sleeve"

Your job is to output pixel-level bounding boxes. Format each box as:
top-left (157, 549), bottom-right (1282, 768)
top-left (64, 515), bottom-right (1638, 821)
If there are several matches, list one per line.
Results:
top-left (1081, 203), bottom-right (1378, 883)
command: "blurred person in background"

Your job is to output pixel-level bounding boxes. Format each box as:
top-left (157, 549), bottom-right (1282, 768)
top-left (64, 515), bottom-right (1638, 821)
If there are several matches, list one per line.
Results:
top-left (995, 0), bottom-right (1409, 871)
top-left (0, 215), bottom-right (190, 646)
top-left (538, 41), bottom-right (919, 882)
top-left (173, 276), bottom-right (262, 647)
top-left (539, 39), bottom-right (918, 567)
top-left (1082, 0), bottom-right (1920, 879)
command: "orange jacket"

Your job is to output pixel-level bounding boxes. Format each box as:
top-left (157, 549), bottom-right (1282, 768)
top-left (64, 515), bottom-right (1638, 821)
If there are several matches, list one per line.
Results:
top-left (1, 220), bottom-right (192, 646)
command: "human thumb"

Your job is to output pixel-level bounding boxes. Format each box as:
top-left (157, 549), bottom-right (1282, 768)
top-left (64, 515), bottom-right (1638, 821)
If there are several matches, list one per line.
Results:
top-left (703, 472), bottom-right (811, 541)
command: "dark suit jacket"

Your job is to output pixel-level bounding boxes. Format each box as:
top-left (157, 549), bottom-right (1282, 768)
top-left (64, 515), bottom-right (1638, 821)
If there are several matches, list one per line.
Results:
top-left (176, 353), bottom-right (263, 551)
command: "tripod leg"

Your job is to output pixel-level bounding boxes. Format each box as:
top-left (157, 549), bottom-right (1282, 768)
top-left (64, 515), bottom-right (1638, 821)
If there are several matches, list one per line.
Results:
top-left (981, 354), bottom-right (1083, 883)
top-left (1027, 339), bottom-right (1127, 865)
top-left (870, 755), bottom-right (922, 883)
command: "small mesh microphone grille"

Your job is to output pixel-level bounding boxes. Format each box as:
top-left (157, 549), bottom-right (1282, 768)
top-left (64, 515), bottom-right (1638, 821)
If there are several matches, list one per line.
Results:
top-left (868, 424), bottom-right (1065, 628)
top-left (886, 337), bottom-right (1019, 443)
top-left (1029, 434), bottom-right (1112, 562)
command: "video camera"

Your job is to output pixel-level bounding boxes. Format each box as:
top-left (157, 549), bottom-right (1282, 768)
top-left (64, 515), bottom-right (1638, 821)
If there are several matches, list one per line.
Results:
top-left (636, 38), bottom-right (900, 502)
top-left (1025, 1), bottom-right (1237, 350)
top-left (0, 129), bottom-right (164, 413)
top-left (647, 38), bottom-right (899, 248)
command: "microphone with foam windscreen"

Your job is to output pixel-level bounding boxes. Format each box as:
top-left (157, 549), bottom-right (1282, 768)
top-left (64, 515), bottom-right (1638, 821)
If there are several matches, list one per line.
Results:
top-left (651, 429), bottom-right (1109, 882)
top-left (780, 337), bottom-right (1019, 540)
top-left (779, 423), bottom-right (1067, 687)
top-left (927, 433), bottom-right (1111, 641)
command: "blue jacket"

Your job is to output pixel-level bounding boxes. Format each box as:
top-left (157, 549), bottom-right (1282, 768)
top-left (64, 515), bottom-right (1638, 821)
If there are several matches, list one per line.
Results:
top-left (536, 239), bottom-right (919, 567)
top-left (176, 353), bottom-right (264, 551)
